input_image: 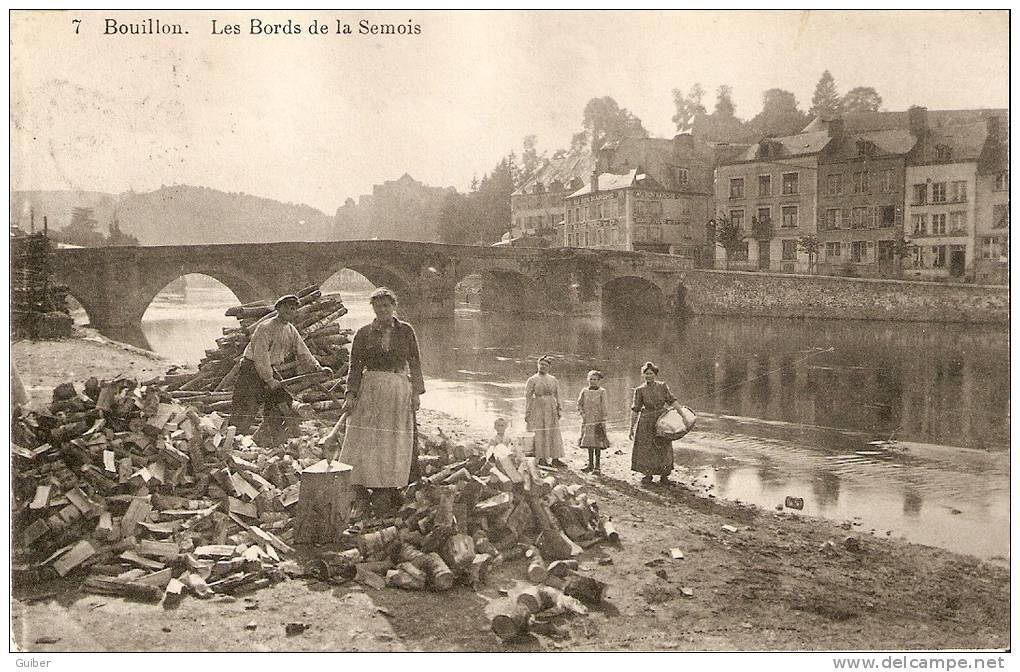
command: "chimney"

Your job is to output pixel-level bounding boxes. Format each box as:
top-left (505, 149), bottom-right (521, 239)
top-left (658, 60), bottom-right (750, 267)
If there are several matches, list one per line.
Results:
top-left (908, 106), bottom-right (928, 137)
top-left (985, 115), bottom-right (1002, 144)
top-left (827, 118), bottom-right (845, 140)
top-left (590, 169), bottom-right (599, 194)
top-left (590, 122), bottom-right (600, 194)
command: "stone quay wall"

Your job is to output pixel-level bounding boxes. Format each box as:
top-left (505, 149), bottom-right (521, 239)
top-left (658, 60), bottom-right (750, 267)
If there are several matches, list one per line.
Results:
top-left (679, 269), bottom-right (1009, 324)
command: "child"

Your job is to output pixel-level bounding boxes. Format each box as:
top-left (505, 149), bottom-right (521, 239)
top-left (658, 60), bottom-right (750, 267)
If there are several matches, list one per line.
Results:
top-left (488, 417), bottom-right (510, 447)
top-left (577, 370), bottom-right (609, 473)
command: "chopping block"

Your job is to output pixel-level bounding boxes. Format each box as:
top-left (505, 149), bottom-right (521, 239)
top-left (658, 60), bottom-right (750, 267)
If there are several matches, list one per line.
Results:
top-left (295, 460), bottom-right (353, 545)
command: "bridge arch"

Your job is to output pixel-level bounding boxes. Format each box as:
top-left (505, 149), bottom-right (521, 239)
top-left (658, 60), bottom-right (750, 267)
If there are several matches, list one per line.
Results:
top-left (451, 264), bottom-right (546, 314)
top-left (602, 274), bottom-right (668, 321)
top-left (134, 265), bottom-right (272, 325)
top-left (64, 288), bottom-right (100, 329)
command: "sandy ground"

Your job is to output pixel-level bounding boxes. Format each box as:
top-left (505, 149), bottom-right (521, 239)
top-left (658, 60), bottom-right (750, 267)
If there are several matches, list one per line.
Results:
top-left (10, 334), bottom-right (1011, 652)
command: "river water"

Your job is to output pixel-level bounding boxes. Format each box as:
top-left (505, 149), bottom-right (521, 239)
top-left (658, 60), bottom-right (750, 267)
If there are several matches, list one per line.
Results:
top-left (130, 285), bottom-right (1010, 562)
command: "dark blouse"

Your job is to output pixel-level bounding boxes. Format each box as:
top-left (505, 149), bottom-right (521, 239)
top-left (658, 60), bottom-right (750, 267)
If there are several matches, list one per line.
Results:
top-left (347, 317), bottom-right (426, 396)
top-left (631, 381), bottom-right (676, 413)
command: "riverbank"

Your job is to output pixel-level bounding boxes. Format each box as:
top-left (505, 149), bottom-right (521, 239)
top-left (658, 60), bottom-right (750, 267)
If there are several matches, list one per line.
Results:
top-left (10, 334), bottom-right (1010, 651)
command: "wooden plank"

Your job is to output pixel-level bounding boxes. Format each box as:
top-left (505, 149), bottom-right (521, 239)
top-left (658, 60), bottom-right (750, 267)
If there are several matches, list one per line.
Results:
top-left (228, 497), bottom-right (258, 519)
top-left (279, 483), bottom-right (300, 508)
top-left (250, 526), bottom-right (293, 555)
top-left (29, 485), bottom-right (51, 510)
top-left (120, 550), bottom-right (166, 571)
top-left (230, 473), bottom-right (260, 501)
top-left (65, 487), bottom-right (97, 517)
top-left (194, 544), bottom-right (237, 558)
top-left (121, 498), bottom-right (152, 537)
top-left (52, 540), bottom-right (96, 576)
top-left (103, 450), bottom-right (117, 473)
top-left (136, 540), bottom-right (180, 560)
top-left (136, 568), bottom-right (172, 588)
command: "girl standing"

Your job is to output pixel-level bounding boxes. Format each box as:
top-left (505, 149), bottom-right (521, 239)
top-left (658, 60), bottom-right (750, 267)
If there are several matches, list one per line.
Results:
top-left (577, 370), bottom-right (609, 473)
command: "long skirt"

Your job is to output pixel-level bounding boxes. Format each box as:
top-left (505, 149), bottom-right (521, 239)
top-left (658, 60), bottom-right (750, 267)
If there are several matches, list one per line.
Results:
top-left (339, 371), bottom-right (415, 488)
top-left (527, 396), bottom-right (564, 460)
top-left (631, 410), bottom-right (673, 476)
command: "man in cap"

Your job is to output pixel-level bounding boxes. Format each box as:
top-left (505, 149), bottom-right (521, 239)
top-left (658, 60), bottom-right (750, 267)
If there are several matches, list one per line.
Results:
top-left (229, 294), bottom-right (330, 445)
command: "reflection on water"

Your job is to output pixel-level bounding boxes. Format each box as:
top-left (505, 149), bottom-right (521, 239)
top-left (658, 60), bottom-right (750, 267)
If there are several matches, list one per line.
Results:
top-left (125, 287), bottom-right (1009, 560)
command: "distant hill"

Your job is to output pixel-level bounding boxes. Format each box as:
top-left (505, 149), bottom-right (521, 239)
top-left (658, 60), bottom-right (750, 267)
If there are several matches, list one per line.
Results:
top-left (10, 186), bottom-right (338, 245)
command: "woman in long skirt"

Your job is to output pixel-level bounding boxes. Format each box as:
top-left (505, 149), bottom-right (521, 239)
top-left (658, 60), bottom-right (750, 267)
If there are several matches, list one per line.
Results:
top-left (335, 287), bottom-right (425, 515)
top-left (629, 361), bottom-right (681, 485)
top-left (525, 355), bottom-right (566, 467)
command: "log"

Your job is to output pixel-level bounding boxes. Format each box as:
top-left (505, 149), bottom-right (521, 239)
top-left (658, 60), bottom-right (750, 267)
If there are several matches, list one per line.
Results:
top-left (83, 576), bottom-right (163, 602)
top-left (442, 533), bottom-right (475, 572)
top-left (490, 603), bottom-right (531, 643)
top-left (516, 585), bottom-right (559, 614)
top-left (295, 460), bottom-right (352, 545)
top-left (52, 540), bottom-right (96, 576)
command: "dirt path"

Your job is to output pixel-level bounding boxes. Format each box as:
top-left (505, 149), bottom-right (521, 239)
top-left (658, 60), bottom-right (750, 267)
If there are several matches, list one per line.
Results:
top-left (10, 335), bottom-right (1010, 651)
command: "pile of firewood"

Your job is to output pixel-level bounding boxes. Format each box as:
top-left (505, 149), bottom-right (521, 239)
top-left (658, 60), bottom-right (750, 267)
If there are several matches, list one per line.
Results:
top-left (11, 378), bottom-right (322, 603)
top-left (151, 284), bottom-right (352, 417)
top-left (336, 430), bottom-right (615, 642)
top-left (11, 231), bottom-right (73, 339)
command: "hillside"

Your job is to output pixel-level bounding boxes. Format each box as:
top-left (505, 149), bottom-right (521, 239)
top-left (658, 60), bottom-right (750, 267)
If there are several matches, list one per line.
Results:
top-left (11, 186), bottom-right (340, 245)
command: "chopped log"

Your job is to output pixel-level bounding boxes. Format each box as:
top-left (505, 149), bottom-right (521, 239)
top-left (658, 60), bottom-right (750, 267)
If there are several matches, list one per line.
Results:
top-left (120, 551), bottom-right (165, 571)
top-left (23, 518), bottom-right (51, 546)
top-left (422, 552), bottom-right (455, 591)
top-left (490, 603), bottom-right (531, 643)
top-left (29, 484), bottom-right (51, 510)
top-left (137, 540), bottom-right (180, 560)
top-left (136, 568), bottom-right (173, 588)
top-left (84, 576), bottom-right (163, 602)
top-left (547, 559), bottom-right (578, 577)
top-left (442, 533), bottom-right (475, 572)
top-left (536, 529), bottom-right (581, 561)
top-left (528, 555), bottom-right (548, 583)
top-left (52, 540), bottom-right (96, 576)
top-left (295, 460), bottom-right (352, 545)
top-left (602, 521), bottom-right (619, 543)
top-left (516, 585), bottom-right (558, 614)
top-left (120, 498), bottom-right (152, 537)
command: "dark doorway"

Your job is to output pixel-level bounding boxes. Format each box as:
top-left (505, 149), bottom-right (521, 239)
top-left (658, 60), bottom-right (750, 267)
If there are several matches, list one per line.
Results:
top-left (758, 240), bottom-right (771, 270)
top-left (949, 247), bottom-right (966, 278)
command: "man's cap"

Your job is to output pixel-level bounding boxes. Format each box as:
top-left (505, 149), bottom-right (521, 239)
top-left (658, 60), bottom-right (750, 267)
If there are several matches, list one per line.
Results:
top-left (274, 295), bottom-right (300, 310)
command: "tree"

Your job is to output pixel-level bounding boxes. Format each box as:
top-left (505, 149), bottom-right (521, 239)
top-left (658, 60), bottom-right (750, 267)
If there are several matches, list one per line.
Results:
top-left (571, 96), bottom-right (649, 151)
top-left (519, 135), bottom-right (544, 183)
top-left (809, 70), bottom-right (842, 118)
top-left (714, 85), bottom-right (737, 118)
top-left (892, 236), bottom-right (917, 277)
top-left (841, 86), bottom-right (883, 114)
top-left (713, 213), bottom-right (746, 270)
top-left (748, 88), bottom-right (811, 137)
top-left (106, 213), bottom-right (139, 247)
top-left (797, 235), bottom-right (820, 273)
top-left (671, 83), bottom-right (707, 132)
top-left (55, 207), bottom-right (106, 247)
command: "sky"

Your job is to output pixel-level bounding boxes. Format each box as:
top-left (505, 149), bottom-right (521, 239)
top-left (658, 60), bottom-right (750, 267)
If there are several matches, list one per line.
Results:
top-left (10, 9), bottom-right (1009, 214)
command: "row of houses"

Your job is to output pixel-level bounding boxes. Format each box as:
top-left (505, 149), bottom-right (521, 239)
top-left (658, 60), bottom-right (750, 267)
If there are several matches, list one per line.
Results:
top-left (507, 107), bottom-right (1008, 284)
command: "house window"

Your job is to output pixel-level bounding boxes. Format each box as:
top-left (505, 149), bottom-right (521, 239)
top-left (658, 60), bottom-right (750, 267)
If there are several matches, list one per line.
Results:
top-left (951, 181), bottom-right (967, 203)
top-left (912, 246), bottom-right (924, 268)
top-left (935, 145), bottom-right (952, 161)
top-left (878, 240), bottom-right (895, 262)
top-left (931, 245), bottom-right (947, 267)
top-left (781, 206), bottom-right (798, 229)
top-left (949, 211), bottom-right (966, 233)
top-left (880, 205), bottom-right (896, 227)
top-left (781, 240), bottom-right (797, 261)
top-left (851, 207), bottom-right (869, 229)
top-left (912, 184), bottom-right (927, 205)
top-left (826, 174), bottom-right (843, 196)
top-left (825, 208), bottom-right (841, 230)
top-left (912, 214), bottom-right (927, 235)
top-left (757, 207), bottom-right (771, 224)
top-left (993, 203), bottom-right (1009, 229)
top-left (995, 172), bottom-right (1009, 191)
top-left (566, 210), bottom-right (572, 224)
top-left (931, 213), bottom-right (947, 235)
top-left (881, 169), bottom-right (895, 193)
top-left (680, 199), bottom-right (691, 216)
top-left (932, 182), bottom-right (947, 203)
top-left (982, 236), bottom-right (1005, 260)
top-left (825, 242), bottom-right (841, 258)
top-left (781, 172), bottom-right (799, 195)
top-left (730, 210), bottom-right (744, 229)
top-left (676, 167), bottom-right (690, 188)
top-left (852, 171), bottom-right (869, 194)
top-left (730, 178), bottom-right (744, 198)
top-left (758, 175), bottom-right (772, 197)
top-left (851, 241), bottom-right (868, 263)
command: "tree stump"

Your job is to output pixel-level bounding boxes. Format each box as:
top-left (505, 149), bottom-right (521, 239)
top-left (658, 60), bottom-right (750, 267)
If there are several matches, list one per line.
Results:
top-left (295, 460), bottom-right (353, 545)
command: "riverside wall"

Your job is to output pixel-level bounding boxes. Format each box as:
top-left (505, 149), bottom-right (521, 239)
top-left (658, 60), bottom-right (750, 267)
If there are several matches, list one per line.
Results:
top-left (678, 269), bottom-right (1009, 324)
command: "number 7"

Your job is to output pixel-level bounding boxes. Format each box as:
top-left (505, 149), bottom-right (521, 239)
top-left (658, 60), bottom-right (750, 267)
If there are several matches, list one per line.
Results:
top-left (72, 19), bottom-right (81, 34)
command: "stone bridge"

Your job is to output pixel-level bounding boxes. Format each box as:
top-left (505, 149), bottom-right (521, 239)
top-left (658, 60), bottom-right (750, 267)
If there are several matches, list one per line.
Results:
top-left (51, 240), bottom-right (694, 337)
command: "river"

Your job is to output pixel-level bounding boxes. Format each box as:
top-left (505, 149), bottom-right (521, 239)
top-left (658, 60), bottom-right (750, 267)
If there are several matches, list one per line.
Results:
top-left (127, 284), bottom-right (1009, 562)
